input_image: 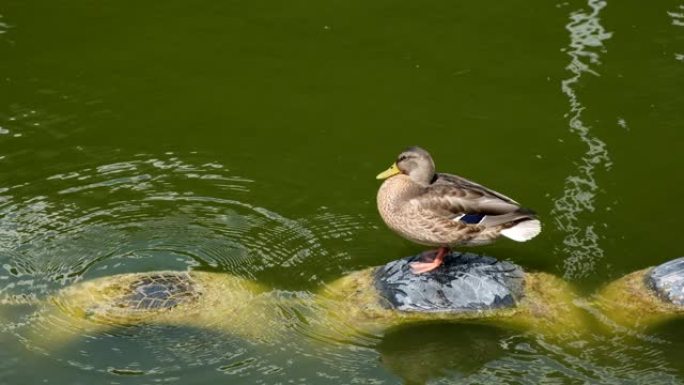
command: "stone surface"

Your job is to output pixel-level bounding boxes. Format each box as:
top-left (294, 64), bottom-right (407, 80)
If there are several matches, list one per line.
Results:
top-left (374, 252), bottom-right (525, 312)
top-left (649, 257), bottom-right (684, 306)
top-left (115, 273), bottom-right (200, 311)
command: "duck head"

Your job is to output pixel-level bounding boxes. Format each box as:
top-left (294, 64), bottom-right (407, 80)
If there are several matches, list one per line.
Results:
top-left (376, 146), bottom-right (435, 186)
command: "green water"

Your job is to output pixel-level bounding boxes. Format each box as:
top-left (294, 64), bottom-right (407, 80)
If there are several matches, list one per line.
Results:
top-left (1, 0), bottom-right (683, 383)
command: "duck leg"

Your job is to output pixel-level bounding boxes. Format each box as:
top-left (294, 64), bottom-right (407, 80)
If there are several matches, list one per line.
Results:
top-left (410, 247), bottom-right (450, 274)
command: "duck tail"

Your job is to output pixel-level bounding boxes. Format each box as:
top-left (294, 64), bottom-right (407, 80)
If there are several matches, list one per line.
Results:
top-left (500, 218), bottom-right (541, 242)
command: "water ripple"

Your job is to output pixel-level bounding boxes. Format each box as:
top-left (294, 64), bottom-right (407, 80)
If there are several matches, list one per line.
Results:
top-left (0, 150), bottom-right (377, 379)
top-left (423, 333), bottom-right (682, 385)
top-left (0, 153), bottom-right (370, 287)
top-left (552, 0), bottom-right (613, 279)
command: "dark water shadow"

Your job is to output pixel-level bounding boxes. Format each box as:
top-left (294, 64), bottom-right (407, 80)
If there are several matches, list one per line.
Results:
top-left (21, 324), bottom-right (273, 384)
top-left (648, 319), bottom-right (684, 377)
top-left (376, 322), bottom-right (511, 385)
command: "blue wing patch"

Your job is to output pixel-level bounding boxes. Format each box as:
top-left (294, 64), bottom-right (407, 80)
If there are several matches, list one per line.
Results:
top-left (458, 213), bottom-right (486, 224)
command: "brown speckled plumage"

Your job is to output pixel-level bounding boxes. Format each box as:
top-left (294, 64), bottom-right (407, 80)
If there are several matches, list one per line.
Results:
top-left (376, 147), bottom-right (540, 249)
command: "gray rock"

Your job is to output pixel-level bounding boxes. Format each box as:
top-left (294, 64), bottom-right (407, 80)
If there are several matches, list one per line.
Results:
top-left (649, 257), bottom-right (684, 306)
top-left (373, 252), bottom-right (525, 312)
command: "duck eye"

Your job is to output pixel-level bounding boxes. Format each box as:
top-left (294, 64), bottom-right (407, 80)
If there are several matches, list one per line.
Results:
top-left (398, 155), bottom-right (408, 162)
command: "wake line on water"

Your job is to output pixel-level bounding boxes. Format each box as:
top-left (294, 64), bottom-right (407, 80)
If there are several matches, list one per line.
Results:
top-left (553, 0), bottom-right (612, 279)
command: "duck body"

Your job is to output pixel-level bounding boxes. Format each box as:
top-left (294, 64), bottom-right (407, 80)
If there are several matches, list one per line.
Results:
top-left (376, 147), bottom-right (541, 273)
top-left (377, 173), bottom-right (532, 247)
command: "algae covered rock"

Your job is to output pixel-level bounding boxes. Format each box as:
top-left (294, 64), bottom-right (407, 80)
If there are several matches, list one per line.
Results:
top-left (649, 257), bottom-right (684, 306)
top-left (373, 252), bottom-right (525, 312)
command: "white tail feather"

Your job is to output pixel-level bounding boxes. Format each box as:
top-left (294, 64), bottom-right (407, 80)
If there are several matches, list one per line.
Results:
top-left (500, 219), bottom-right (541, 242)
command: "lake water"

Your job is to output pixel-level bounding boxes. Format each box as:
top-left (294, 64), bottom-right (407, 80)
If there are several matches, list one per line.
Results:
top-left (1, 0), bottom-right (683, 384)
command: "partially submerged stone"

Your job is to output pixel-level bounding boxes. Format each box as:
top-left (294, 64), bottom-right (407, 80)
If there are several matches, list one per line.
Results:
top-left (9, 252), bottom-right (628, 349)
top-left (324, 252), bottom-right (583, 336)
top-left (649, 257), bottom-right (684, 306)
top-left (595, 258), bottom-right (684, 331)
top-left (24, 271), bottom-right (282, 349)
top-left (374, 252), bottom-right (525, 312)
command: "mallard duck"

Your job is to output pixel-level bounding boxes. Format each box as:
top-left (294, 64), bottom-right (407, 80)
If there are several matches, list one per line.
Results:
top-left (376, 146), bottom-right (541, 274)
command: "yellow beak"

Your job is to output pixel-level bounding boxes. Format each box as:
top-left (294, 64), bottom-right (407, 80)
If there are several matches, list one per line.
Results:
top-left (376, 163), bottom-right (401, 179)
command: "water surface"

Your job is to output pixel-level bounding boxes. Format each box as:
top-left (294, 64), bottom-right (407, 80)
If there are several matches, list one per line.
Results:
top-left (1, 0), bottom-right (683, 383)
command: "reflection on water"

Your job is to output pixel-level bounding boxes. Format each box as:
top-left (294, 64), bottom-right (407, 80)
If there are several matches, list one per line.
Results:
top-left (1, 0), bottom-right (683, 382)
top-left (0, 103), bottom-right (86, 153)
top-left (0, 151), bottom-right (380, 380)
top-left (376, 324), bottom-right (683, 385)
top-left (671, 4), bottom-right (684, 62)
top-left (377, 324), bottom-right (511, 385)
top-left (552, 0), bottom-right (612, 279)
top-left (0, 153), bottom-right (365, 286)
top-left (0, 14), bottom-right (9, 37)
top-left (670, 5), bottom-right (684, 27)
top-left (1, 151), bottom-right (683, 383)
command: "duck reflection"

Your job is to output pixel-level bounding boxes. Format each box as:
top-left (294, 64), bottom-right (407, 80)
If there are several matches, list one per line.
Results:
top-left (649, 319), bottom-right (684, 378)
top-left (377, 323), bottom-right (511, 384)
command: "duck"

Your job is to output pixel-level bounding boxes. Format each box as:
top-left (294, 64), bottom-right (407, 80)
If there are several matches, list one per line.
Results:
top-left (376, 146), bottom-right (541, 274)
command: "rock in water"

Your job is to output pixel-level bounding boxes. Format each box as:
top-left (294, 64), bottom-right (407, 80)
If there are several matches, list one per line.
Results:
top-left (374, 252), bottom-right (525, 312)
top-left (649, 257), bottom-right (684, 306)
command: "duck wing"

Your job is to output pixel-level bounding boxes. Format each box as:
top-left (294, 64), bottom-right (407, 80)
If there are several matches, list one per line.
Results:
top-left (433, 173), bottom-right (520, 206)
top-left (410, 173), bottom-right (535, 227)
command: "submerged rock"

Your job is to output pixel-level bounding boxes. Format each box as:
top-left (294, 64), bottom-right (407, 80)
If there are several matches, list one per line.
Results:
top-left (373, 252), bottom-right (525, 312)
top-left (649, 257), bottom-right (684, 306)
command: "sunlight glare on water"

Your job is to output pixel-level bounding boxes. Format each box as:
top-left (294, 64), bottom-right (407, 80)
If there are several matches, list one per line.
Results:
top-left (0, 153), bottom-right (367, 287)
top-left (0, 151), bottom-right (379, 381)
top-left (552, 0), bottom-right (613, 279)
top-left (1, 0), bottom-right (683, 383)
top-left (671, 4), bottom-right (684, 62)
